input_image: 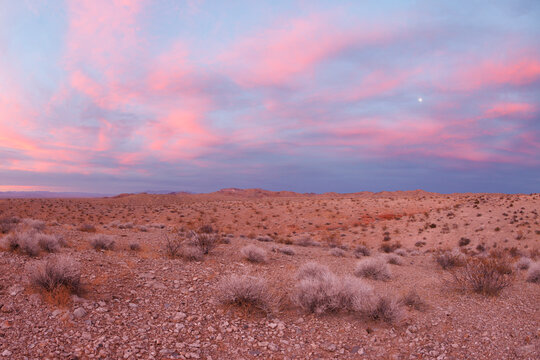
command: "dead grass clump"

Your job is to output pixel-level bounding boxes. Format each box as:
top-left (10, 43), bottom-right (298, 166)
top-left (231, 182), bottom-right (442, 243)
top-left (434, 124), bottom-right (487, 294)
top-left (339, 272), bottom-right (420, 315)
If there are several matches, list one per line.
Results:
top-left (401, 290), bottom-right (427, 311)
top-left (89, 235), bottom-right (115, 251)
top-left (198, 224), bottom-right (215, 234)
top-left (4, 231), bottom-right (40, 256)
top-left (394, 248), bottom-right (407, 257)
top-left (22, 218), bottom-right (46, 231)
top-left (450, 257), bottom-right (513, 296)
top-left (516, 257), bottom-right (531, 270)
top-left (386, 254), bottom-right (403, 265)
top-left (526, 263), bottom-right (540, 283)
top-left (181, 246), bottom-right (204, 261)
top-left (379, 241), bottom-right (401, 253)
top-left (164, 234), bottom-right (182, 258)
top-left (276, 247), bottom-right (295, 256)
top-left (293, 265), bottom-right (374, 314)
top-left (296, 262), bottom-right (331, 281)
top-left (36, 234), bottom-right (60, 253)
top-left (354, 258), bottom-right (391, 281)
top-left (0, 216), bottom-right (19, 234)
top-left (458, 237), bottom-right (471, 247)
top-left (218, 275), bottom-right (273, 313)
top-left (368, 295), bottom-right (405, 323)
top-left (330, 248), bottom-right (346, 257)
top-left (27, 255), bottom-right (81, 294)
top-left (435, 249), bottom-right (465, 269)
top-left (296, 236), bottom-right (319, 247)
top-left (256, 235), bottom-right (274, 242)
top-left (354, 245), bottom-right (371, 258)
top-left (129, 242), bottom-right (141, 251)
top-left (241, 245), bottom-right (268, 263)
top-left (187, 231), bottom-right (218, 255)
top-left (79, 223), bottom-right (96, 233)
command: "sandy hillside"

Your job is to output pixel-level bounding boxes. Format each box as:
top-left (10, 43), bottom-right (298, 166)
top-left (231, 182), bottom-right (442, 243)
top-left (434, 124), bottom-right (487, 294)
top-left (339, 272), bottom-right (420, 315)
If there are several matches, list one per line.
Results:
top-left (0, 190), bottom-right (538, 359)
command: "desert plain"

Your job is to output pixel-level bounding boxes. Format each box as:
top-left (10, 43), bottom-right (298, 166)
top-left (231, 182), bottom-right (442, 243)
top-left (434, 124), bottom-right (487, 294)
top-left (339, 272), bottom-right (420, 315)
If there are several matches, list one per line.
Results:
top-left (0, 189), bottom-right (538, 359)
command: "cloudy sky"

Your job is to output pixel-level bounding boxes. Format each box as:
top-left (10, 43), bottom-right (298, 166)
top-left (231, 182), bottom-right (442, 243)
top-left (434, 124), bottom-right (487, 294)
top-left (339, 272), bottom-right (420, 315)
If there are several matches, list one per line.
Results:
top-left (0, 0), bottom-right (539, 194)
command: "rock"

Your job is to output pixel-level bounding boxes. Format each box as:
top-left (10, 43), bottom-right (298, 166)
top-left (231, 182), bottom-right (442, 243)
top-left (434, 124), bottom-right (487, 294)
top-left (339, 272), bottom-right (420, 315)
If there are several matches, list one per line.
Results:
top-left (73, 307), bottom-right (87, 319)
top-left (174, 312), bottom-right (187, 321)
top-left (1, 350), bottom-right (12, 357)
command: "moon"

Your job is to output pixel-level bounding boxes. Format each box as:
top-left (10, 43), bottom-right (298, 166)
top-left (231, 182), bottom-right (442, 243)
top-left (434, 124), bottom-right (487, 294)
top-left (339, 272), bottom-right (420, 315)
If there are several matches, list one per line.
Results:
top-left (418, 97), bottom-right (423, 103)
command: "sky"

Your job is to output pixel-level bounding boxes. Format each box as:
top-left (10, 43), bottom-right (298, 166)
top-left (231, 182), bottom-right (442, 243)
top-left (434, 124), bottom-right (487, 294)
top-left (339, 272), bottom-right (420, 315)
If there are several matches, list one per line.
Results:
top-left (0, 0), bottom-right (539, 194)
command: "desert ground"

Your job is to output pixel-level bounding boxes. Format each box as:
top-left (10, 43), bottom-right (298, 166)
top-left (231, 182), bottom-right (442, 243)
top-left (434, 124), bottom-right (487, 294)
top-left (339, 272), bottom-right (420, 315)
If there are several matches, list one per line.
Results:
top-left (0, 189), bottom-right (538, 359)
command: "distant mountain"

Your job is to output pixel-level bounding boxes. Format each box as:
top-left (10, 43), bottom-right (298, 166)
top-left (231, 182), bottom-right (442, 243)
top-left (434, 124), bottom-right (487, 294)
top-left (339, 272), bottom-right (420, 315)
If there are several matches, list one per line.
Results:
top-left (0, 191), bottom-right (111, 199)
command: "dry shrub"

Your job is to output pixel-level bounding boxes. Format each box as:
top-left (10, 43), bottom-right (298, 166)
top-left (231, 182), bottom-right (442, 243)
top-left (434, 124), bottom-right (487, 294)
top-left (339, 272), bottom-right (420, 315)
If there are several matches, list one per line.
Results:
top-left (164, 234), bottom-right (182, 258)
top-left (354, 258), bottom-right (391, 281)
top-left (277, 247), bottom-right (295, 256)
top-left (394, 248), bottom-right (407, 257)
top-left (293, 263), bottom-right (374, 315)
top-left (181, 246), bottom-right (204, 261)
top-left (0, 216), bottom-right (19, 234)
top-left (89, 234), bottom-right (115, 250)
top-left (187, 231), bottom-right (218, 255)
top-left (28, 255), bottom-right (81, 294)
top-left (450, 257), bottom-right (513, 296)
top-left (401, 289), bottom-right (426, 311)
top-left (435, 249), bottom-right (465, 269)
top-left (526, 263), bottom-right (540, 283)
top-left (4, 231), bottom-right (41, 256)
top-left (36, 234), bottom-right (60, 253)
top-left (458, 237), bottom-right (471, 247)
top-left (241, 245), bottom-right (268, 263)
top-left (198, 224), bottom-right (215, 234)
top-left (354, 245), bottom-right (371, 258)
top-left (79, 224), bottom-right (96, 233)
top-left (22, 218), bottom-right (46, 231)
top-left (296, 236), bottom-right (319, 247)
top-left (386, 254), bottom-right (403, 265)
top-left (368, 295), bottom-right (405, 323)
top-left (516, 257), bottom-right (531, 270)
top-left (379, 241), bottom-right (401, 253)
top-left (330, 248), bottom-right (346, 257)
top-left (218, 275), bottom-right (273, 313)
top-left (256, 235), bottom-right (274, 242)
top-left (129, 242), bottom-right (141, 251)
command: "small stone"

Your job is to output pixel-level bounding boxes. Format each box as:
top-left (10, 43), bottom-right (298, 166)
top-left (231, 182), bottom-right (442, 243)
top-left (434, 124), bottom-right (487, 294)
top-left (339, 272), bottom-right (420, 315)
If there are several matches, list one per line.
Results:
top-left (73, 307), bottom-right (87, 319)
top-left (1, 350), bottom-right (12, 357)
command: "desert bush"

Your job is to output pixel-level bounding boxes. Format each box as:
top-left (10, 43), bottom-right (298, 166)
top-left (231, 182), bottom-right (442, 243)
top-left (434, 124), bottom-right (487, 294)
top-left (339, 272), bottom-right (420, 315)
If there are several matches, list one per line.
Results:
top-left (241, 245), bottom-right (268, 263)
top-left (296, 262), bottom-right (331, 281)
top-left (36, 233), bottom-right (60, 253)
top-left (22, 218), bottom-right (46, 231)
top-left (368, 295), bottom-right (405, 323)
top-left (386, 254), bottom-right (403, 265)
top-left (0, 216), bottom-right (19, 234)
top-left (198, 224), bottom-right (215, 234)
top-left (330, 248), bottom-right (346, 257)
top-left (435, 249), bottom-right (465, 269)
top-left (164, 234), bottom-right (182, 258)
top-left (5, 231), bottom-right (40, 256)
top-left (354, 245), bottom-right (371, 258)
top-left (79, 224), bottom-right (96, 233)
top-left (277, 247), bottom-right (295, 256)
top-left (256, 235), bottom-right (273, 242)
top-left (296, 236), bottom-right (319, 247)
top-left (401, 289), bottom-right (426, 311)
top-left (293, 269), bottom-right (374, 314)
top-left (218, 275), bottom-right (273, 313)
top-left (129, 242), bottom-right (141, 251)
top-left (394, 248), bottom-right (407, 257)
top-left (187, 231), bottom-right (218, 254)
top-left (516, 257), bottom-right (531, 270)
top-left (27, 255), bottom-right (81, 294)
top-left (181, 246), bottom-right (204, 261)
top-left (458, 237), bottom-right (471, 247)
top-left (526, 263), bottom-right (540, 283)
top-left (89, 235), bottom-right (115, 250)
top-left (450, 257), bottom-right (513, 296)
top-left (354, 258), bottom-right (391, 281)
top-left (379, 241), bottom-right (401, 253)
